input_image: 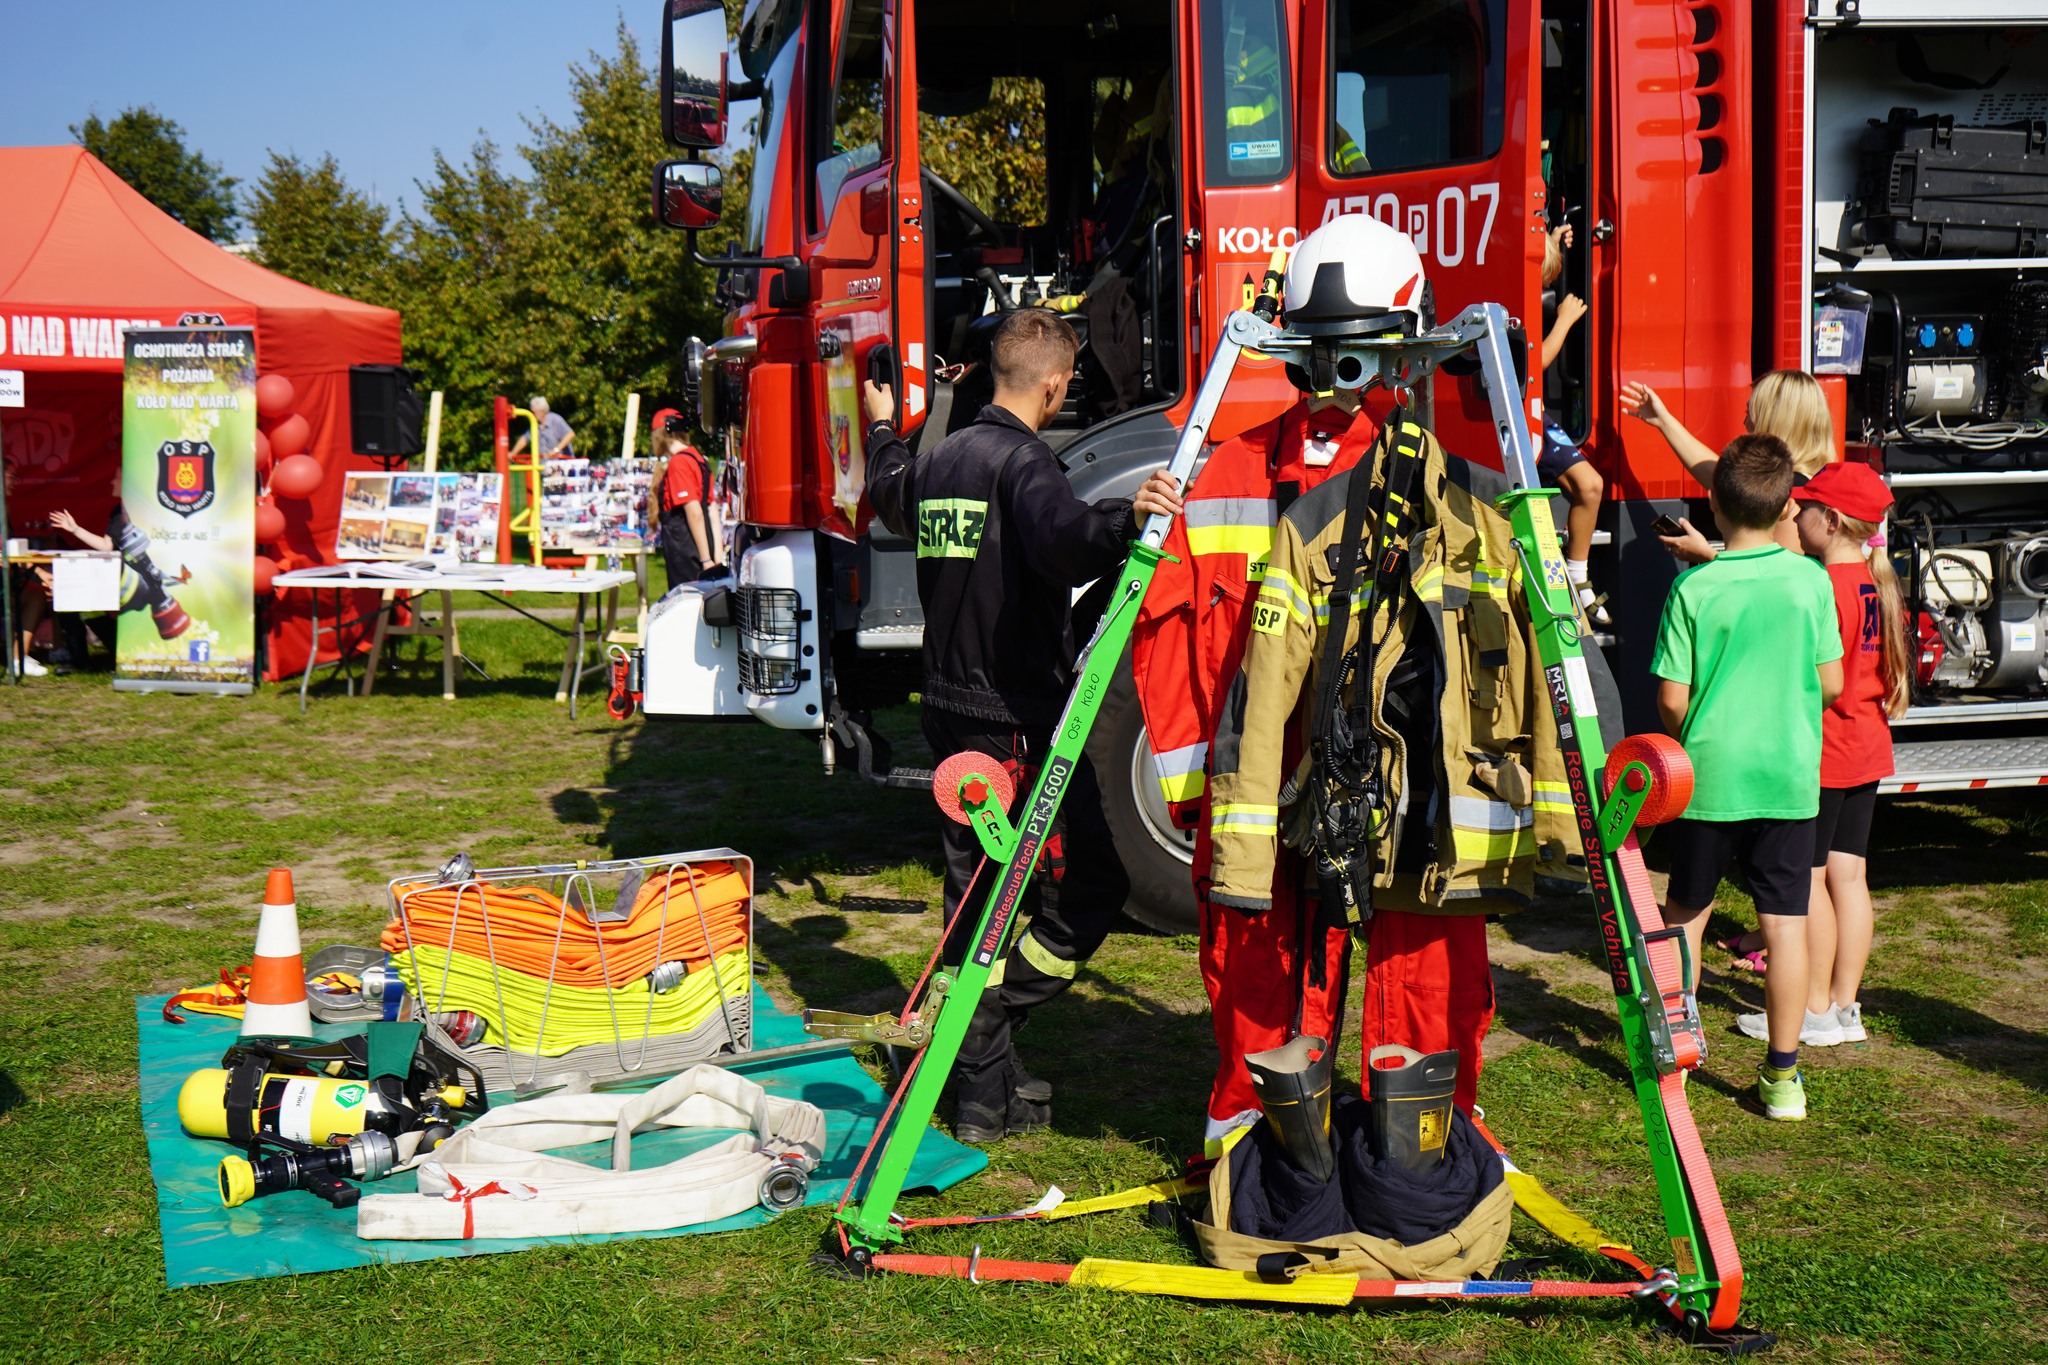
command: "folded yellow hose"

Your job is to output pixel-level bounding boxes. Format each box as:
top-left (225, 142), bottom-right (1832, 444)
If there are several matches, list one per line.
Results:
top-left (395, 945), bottom-right (751, 1057)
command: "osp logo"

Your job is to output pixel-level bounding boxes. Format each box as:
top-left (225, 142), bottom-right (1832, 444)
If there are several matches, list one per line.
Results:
top-left (1213, 225), bottom-right (1298, 257)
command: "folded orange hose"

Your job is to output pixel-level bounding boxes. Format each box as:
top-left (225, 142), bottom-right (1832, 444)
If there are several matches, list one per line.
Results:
top-left (382, 861), bottom-right (749, 989)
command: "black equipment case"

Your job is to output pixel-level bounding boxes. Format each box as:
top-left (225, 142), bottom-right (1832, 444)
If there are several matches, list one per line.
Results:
top-left (1853, 107), bottom-right (2048, 260)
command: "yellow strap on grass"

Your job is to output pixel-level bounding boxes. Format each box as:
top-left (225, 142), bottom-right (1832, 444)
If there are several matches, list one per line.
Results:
top-left (1070, 1258), bottom-right (1358, 1304)
top-left (1504, 1168), bottom-right (1636, 1256)
top-left (1042, 1172), bottom-right (1206, 1221)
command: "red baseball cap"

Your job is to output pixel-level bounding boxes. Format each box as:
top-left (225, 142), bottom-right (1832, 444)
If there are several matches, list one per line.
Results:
top-left (650, 407), bottom-right (681, 433)
top-left (1792, 461), bottom-right (1893, 523)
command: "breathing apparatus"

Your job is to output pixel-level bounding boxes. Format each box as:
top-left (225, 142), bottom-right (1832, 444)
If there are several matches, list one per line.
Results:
top-left (177, 1021), bottom-right (488, 1208)
top-left (1266, 215), bottom-right (1430, 928)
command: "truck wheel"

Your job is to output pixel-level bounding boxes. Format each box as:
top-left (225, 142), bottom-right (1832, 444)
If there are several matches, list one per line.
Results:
top-left (1088, 654), bottom-right (1199, 936)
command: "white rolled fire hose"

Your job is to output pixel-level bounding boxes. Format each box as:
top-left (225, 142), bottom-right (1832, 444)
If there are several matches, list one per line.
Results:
top-left (356, 1064), bottom-right (825, 1241)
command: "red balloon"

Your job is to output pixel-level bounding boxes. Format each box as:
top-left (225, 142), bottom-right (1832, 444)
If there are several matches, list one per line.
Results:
top-left (255, 501), bottom-right (287, 544)
top-left (271, 453), bottom-right (324, 500)
top-left (254, 428), bottom-right (271, 463)
top-left (268, 413), bottom-right (311, 459)
top-left (253, 555), bottom-right (281, 595)
top-left (255, 374), bottom-right (296, 418)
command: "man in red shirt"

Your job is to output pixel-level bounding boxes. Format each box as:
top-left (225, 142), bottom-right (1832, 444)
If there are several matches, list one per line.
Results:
top-left (651, 408), bottom-right (722, 584)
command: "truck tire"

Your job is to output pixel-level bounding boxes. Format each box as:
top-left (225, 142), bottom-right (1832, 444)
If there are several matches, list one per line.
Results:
top-left (1088, 652), bottom-right (1199, 936)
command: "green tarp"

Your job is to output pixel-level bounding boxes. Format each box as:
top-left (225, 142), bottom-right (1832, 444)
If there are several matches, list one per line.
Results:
top-left (139, 987), bottom-right (986, 1286)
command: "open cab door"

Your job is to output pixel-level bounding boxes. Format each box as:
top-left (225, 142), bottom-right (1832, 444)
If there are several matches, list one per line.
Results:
top-left (1296, 0), bottom-right (1544, 467)
top-left (800, 0), bottom-right (926, 541)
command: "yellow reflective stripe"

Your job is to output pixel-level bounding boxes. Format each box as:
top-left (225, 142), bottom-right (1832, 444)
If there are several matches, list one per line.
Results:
top-left (1449, 796), bottom-right (1533, 832)
top-left (986, 957), bottom-right (1007, 989)
top-left (1471, 563), bottom-right (1504, 596)
top-left (1257, 567), bottom-right (1314, 625)
top-left (1450, 826), bottom-right (1536, 863)
top-left (1152, 742), bottom-right (1208, 803)
top-left (1414, 565), bottom-right (1444, 603)
top-left (1533, 781), bottom-right (1573, 814)
top-left (1186, 524), bottom-right (1275, 560)
top-left (1017, 930), bottom-right (1076, 981)
top-left (1212, 802), bottom-right (1279, 834)
top-left (1069, 1259), bottom-right (1359, 1305)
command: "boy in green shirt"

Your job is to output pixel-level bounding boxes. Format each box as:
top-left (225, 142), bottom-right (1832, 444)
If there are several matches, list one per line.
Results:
top-left (1651, 434), bottom-right (1844, 1120)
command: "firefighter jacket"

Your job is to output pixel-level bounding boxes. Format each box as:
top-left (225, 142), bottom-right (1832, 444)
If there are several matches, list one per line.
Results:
top-left (867, 405), bottom-right (1138, 727)
top-left (1131, 399), bottom-right (1385, 829)
top-left (1206, 415), bottom-right (1584, 914)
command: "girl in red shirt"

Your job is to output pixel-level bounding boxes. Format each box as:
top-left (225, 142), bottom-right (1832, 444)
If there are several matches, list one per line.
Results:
top-left (1779, 464), bottom-right (1907, 1044)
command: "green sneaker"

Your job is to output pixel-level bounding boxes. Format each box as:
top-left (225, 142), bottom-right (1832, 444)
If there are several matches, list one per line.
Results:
top-left (1757, 1064), bottom-right (1806, 1121)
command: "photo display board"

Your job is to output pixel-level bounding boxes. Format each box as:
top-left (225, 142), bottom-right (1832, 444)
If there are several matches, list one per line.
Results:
top-left (336, 471), bottom-right (504, 562)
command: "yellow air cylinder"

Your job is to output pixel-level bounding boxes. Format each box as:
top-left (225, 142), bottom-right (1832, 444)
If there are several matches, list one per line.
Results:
top-left (176, 1068), bottom-right (377, 1146)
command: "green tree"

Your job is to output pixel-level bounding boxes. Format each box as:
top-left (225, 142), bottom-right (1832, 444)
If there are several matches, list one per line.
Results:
top-left (71, 107), bottom-right (238, 241)
top-left (920, 79), bottom-right (1047, 224)
top-left (516, 21), bottom-right (720, 466)
top-left (246, 153), bottom-right (393, 299)
top-left (379, 139), bottom-right (544, 465)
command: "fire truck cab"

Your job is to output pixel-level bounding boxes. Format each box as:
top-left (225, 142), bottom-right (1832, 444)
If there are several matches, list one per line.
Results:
top-left (647, 0), bottom-right (2048, 933)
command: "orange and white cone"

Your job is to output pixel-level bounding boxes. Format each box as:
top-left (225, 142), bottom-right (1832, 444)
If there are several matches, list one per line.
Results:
top-left (240, 868), bottom-right (313, 1038)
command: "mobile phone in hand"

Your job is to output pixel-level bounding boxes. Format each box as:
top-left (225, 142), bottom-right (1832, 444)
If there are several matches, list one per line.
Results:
top-left (1651, 514), bottom-right (1685, 538)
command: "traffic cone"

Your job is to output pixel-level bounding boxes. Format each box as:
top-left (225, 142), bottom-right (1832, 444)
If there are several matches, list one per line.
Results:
top-left (240, 868), bottom-right (313, 1038)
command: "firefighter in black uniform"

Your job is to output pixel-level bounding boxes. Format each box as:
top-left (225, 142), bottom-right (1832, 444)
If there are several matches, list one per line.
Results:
top-left (865, 309), bottom-right (1182, 1141)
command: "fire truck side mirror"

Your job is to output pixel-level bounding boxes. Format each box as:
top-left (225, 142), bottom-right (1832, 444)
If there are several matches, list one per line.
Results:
top-left (662, 0), bottom-right (730, 150)
top-left (654, 161), bottom-right (725, 232)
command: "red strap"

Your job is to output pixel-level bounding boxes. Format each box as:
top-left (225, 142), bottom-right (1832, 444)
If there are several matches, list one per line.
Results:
top-left (443, 1175), bottom-right (515, 1238)
top-left (1616, 838), bottom-right (1744, 1329)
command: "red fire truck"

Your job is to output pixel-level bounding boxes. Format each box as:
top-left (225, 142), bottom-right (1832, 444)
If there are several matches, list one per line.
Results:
top-left (643, 0), bottom-right (2048, 932)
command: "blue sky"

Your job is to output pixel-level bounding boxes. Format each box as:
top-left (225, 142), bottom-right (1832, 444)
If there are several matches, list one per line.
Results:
top-left (0, 2), bottom-right (675, 230)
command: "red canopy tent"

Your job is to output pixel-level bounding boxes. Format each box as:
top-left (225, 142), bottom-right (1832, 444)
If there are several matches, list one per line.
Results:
top-left (0, 144), bottom-right (402, 679)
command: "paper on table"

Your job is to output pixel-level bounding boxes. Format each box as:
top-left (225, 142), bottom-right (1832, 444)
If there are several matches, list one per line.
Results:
top-left (51, 552), bottom-right (120, 611)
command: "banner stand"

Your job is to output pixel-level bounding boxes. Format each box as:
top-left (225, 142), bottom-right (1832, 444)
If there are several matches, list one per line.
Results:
top-left (113, 327), bottom-right (257, 694)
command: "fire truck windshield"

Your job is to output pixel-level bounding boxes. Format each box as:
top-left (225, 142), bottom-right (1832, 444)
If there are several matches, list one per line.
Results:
top-left (743, 29), bottom-right (802, 252)
top-left (1328, 0), bottom-right (1505, 174)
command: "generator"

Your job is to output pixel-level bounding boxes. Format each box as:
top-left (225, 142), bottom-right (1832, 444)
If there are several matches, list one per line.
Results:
top-left (1903, 524), bottom-right (2048, 695)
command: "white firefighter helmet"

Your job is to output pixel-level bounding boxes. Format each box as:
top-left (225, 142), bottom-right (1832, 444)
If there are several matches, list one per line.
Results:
top-left (1282, 214), bottom-right (1427, 338)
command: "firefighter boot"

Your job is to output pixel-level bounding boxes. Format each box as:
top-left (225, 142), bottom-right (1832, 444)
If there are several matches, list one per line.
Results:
top-left (955, 1003), bottom-right (1050, 1142)
top-left (1244, 1036), bottom-right (1338, 1184)
top-left (1365, 1045), bottom-right (1459, 1178)
top-left (953, 1060), bottom-right (1052, 1144)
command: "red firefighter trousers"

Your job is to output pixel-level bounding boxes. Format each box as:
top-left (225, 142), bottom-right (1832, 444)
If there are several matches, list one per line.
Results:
top-left (1204, 873), bottom-right (1494, 1131)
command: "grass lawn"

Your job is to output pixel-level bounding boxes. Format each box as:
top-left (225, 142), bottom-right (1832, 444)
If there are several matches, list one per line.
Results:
top-left (2, 614), bottom-right (2044, 1363)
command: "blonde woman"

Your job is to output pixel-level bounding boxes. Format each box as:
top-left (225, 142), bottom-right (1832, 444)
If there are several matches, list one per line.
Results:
top-left (1623, 370), bottom-right (1835, 561)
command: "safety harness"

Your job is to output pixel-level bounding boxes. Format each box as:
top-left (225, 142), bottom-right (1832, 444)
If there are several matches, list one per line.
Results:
top-left (1290, 414), bottom-right (1428, 931)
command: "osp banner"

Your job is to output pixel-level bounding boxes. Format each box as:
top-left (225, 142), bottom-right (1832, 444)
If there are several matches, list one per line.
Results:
top-left (116, 326), bottom-right (257, 693)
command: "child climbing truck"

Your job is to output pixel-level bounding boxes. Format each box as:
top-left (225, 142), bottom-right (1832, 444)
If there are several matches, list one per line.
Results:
top-left (1537, 222), bottom-right (1604, 625)
top-left (1650, 434), bottom-right (1843, 1122)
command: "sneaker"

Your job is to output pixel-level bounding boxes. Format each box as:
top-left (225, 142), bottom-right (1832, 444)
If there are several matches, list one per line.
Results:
top-left (17, 655), bottom-right (47, 677)
top-left (1737, 1008), bottom-right (1844, 1047)
top-left (1835, 1001), bottom-right (1866, 1043)
top-left (1756, 1065), bottom-right (1807, 1121)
